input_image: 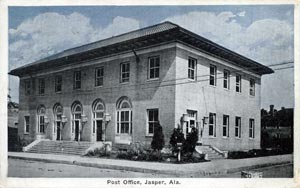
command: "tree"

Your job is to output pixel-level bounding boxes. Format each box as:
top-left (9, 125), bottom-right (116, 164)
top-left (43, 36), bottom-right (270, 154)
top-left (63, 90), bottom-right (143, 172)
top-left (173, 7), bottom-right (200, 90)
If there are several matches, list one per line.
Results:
top-left (183, 127), bottom-right (199, 154)
top-left (151, 122), bottom-right (165, 152)
top-left (169, 127), bottom-right (185, 153)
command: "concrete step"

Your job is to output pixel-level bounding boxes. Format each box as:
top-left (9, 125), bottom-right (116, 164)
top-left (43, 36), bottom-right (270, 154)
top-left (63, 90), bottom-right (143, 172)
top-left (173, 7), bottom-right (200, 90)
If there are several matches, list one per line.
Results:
top-left (26, 140), bottom-right (93, 156)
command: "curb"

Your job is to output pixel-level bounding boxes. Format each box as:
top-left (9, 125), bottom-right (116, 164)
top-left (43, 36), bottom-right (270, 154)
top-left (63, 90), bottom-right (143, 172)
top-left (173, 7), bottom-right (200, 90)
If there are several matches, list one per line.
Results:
top-left (8, 155), bottom-right (292, 177)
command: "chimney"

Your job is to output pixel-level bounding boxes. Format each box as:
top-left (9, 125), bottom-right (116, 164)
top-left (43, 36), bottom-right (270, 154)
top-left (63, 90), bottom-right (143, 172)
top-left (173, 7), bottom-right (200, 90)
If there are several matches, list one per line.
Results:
top-left (270, 105), bottom-right (274, 116)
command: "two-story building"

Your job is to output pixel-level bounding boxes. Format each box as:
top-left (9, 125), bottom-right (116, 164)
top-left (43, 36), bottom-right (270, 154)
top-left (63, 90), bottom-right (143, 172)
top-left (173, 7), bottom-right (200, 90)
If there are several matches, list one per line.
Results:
top-left (9, 21), bottom-right (273, 151)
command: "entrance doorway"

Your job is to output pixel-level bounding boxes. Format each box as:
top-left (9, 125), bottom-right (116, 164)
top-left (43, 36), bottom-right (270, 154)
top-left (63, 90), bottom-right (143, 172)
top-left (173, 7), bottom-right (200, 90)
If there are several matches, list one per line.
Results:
top-left (184, 110), bottom-right (197, 138)
top-left (75, 120), bottom-right (80, 141)
top-left (56, 122), bottom-right (61, 140)
top-left (96, 120), bottom-right (103, 141)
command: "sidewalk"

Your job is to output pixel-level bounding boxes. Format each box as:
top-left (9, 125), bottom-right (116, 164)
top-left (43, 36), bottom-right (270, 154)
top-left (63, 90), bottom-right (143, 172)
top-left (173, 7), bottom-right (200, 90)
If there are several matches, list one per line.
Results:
top-left (8, 152), bottom-right (293, 176)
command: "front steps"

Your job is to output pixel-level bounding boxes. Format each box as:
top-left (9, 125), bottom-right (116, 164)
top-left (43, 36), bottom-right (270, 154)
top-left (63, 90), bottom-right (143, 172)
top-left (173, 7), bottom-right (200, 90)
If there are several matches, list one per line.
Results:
top-left (26, 140), bottom-right (93, 156)
top-left (195, 145), bottom-right (226, 160)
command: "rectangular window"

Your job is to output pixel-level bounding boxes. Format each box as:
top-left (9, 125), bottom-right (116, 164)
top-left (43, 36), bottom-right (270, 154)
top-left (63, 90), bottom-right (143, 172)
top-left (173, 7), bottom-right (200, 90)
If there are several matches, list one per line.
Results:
top-left (24, 116), bottom-right (30, 133)
top-left (24, 80), bottom-right (31, 95)
top-left (223, 70), bottom-right (230, 89)
top-left (39, 116), bottom-right (45, 133)
top-left (209, 113), bottom-right (216, 137)
top-left (120, 62), bottom-right (130, 83)
top-left (210, 65), bottom-right (217, 86)
top-left (236, 74), bottom-right (242, 92)
top-left (73, 71), bottom-right (81, 89)
top-left (147, 109), bottom-right (159, 135)
top-left (95, 67), bottom-right (104, 87)
top-left (249, 119), bottom-right (255, 138)
top-left (188, 58), bottom-right (197, 80)
top-left (148, 56), bottom-right (160, 79)
top-left (235, 116), bottom-right (241, 138)
top-left (250, 78), bottom-right (255, 96)
top-left (38, 78), bottom-right (45, 95)
top-left (55, 75), bottom-right (62, 93)
top-left (223, 115), bottom-right (229, 137)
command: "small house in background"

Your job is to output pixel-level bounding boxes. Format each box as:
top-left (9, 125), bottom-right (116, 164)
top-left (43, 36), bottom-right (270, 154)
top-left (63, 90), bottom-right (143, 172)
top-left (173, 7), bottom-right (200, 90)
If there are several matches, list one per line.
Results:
top-left (261, 105), bottom-right (293, 152)
top-left (9, 22), bottom-right (273, 154)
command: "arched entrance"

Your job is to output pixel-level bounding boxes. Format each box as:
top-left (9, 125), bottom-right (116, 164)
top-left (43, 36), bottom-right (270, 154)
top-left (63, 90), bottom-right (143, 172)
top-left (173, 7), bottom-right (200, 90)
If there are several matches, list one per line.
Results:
top-left (53, 103), bottom-right (63, 140)
top-left (92, 99), bottom-right (105, 141)
top-left (71, 101), bottom-right (82, 141)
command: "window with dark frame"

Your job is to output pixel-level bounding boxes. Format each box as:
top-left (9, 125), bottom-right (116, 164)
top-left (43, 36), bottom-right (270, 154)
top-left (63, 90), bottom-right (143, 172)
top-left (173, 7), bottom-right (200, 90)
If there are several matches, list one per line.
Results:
top-left (55, 75), bottom-right (62, 93)
top-left (24, 116), bottom-right (30, 133)
top-left (223, 70), bottom-right (230, 89)
top-left (236, 74), bottom-right (242, 92)
top-left (223, 115), bottom-right (229, 137)
top-left (209, 113), bottom-right (216, 137)
top-left (147, 109), bottom-right (159, 135)
top-left (250, 78), bottom-right (255, 96)
top-left (24, 80), bottom-right (31, 95)
top-left (188, 58), bottom-right (196, 80)
top-left (120, 62), bottom-right (130, 83)
top-left (235, 116), bottom-right (241, 138)
top-left (249, 119), bottom-right (255, 138)
top-left (148, 56), bottom-right (160, 79)
top-left (38, 78), bottom-right (45, 95)
top-left (73, 71), bottom-right (81, 89)
top-left (209, 65), bottom-right (217, 86)
top-left (95, 67), bottom-right (104, 87)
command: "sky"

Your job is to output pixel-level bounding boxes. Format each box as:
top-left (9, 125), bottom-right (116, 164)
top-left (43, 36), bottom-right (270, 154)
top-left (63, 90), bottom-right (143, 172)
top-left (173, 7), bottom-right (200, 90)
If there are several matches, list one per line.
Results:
top-left (8, 5), bottom-right (294, 109)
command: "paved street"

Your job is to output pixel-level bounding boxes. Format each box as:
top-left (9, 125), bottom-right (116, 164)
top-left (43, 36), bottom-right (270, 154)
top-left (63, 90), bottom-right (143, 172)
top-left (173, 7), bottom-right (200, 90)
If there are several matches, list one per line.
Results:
top-left (8, 158), bottom-right (175, 178)
top-left (8, 158), bottom-right (293, 178)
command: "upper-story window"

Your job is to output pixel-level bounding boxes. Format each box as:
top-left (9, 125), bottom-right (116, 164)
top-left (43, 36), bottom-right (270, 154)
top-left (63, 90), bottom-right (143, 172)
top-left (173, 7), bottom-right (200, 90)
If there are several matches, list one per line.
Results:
top-left (120, 62), bottom-right (130, 83)
top-left (73, 71), bottom-right (81, 89)
top-left (147, 109), bottom-right (159, 136)
top-left (236, 74), bottom-right (242, 93)
top-left (55, 75), bottom-right (62, 93)
top-left (95, 67), bottom-right (104, 87)
top-left (209, 65), bottom-right (217, 86)
top-left (24, 80), bottom-right (31, 95)
top-left (188, 57), bottom-right (197, 80)
top-left (148, 56), bottom-right (160, 80)
top-left (249, 78), bottom-right (255, 96)
top-left (38, 78), bottom-right (45, 95)
top-left (223, 70), bottom-right (230, 89)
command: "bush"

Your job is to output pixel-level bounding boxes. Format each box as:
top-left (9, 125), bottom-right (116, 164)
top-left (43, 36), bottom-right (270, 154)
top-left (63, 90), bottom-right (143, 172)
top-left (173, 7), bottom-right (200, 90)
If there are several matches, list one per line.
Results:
top-left (183, 127), bottom-right (199, 155)
top-left (228, 148), bottom-right (292, 159)
top-left (169, 128), bottom-right (185, 153)
top-left (85, 143), bottom-right (111, 157)
top-left (151, 122), bottom-right (165, 152)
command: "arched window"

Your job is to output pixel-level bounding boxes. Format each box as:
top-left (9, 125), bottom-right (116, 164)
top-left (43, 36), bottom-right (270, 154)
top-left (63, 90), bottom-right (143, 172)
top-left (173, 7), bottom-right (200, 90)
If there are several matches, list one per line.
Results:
top-left (53, 103), bottom-right (63, 135)
top-left (116, 97), bottom-right (132, 134)
top-left (53, 103), bottom-right (63, 120)
top-left (37, 105), bottom-right (46, 133)
top-left (92, 99), bottom-right (105, 139)
top-left (71, 102), bottom-right (82, 135)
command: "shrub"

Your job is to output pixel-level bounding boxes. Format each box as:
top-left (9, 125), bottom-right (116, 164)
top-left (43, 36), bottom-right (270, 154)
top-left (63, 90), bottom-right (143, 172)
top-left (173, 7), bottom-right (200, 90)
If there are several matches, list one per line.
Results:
top-left (169, 127), bottom-right (185, 153)
top-left (85, 143), bottom-right (111, 157)
top-left (151, 122), bottom-right (165, 152)
top-left (183, 127), bottom-right (199, 155)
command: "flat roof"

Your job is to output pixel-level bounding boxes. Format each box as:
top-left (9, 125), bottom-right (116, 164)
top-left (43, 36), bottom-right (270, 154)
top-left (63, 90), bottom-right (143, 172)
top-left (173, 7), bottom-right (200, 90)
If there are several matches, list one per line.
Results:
top-left (9, 21), bottom-right (273, 76)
